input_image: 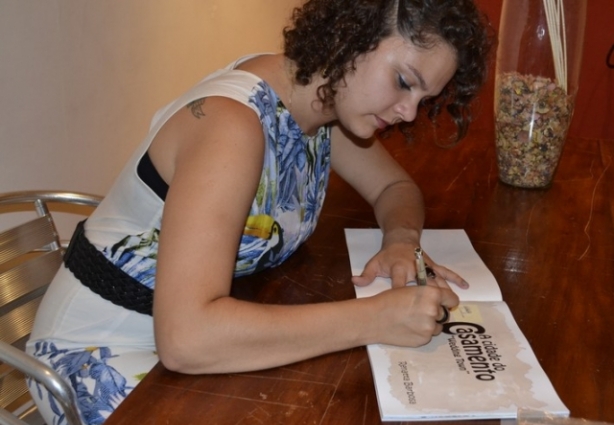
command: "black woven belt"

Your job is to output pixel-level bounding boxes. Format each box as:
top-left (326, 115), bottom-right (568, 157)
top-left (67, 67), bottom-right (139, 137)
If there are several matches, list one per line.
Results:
top-left (63, 220), bottom-right (154, 316)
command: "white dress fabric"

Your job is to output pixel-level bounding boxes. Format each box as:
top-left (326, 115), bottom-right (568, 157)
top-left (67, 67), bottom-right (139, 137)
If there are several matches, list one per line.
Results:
top-left (26, 55), bottom-right (332, 425)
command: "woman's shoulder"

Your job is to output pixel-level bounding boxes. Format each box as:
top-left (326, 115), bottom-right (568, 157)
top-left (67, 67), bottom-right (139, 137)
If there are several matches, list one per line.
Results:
top-left (151, 56), bottom-right (280, 125)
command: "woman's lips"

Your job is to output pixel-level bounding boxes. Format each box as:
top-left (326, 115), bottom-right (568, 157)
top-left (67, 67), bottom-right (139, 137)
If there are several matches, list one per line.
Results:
top-left (375, 116), bottom-right (390, 129)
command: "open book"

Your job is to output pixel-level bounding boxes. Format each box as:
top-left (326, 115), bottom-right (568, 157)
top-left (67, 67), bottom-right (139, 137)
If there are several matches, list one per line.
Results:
top-left (345, 228), bottom-right (569, 422)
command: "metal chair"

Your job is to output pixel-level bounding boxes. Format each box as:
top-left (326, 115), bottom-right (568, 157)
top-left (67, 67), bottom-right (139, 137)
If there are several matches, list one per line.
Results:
top-left (0, 191), bottom-right (102, 425)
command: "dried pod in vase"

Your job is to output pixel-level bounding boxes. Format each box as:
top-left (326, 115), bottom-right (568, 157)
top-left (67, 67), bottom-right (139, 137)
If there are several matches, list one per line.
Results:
top-left (495, 72), bottom-right (574, 188)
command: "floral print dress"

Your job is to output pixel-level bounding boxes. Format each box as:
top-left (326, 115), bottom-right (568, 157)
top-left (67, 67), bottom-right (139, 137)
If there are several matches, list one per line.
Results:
top-left (26, 55), bottom-right (331, 425)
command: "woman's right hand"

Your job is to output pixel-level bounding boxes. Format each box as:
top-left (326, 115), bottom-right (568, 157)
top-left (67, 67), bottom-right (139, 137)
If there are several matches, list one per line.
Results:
top-left (368, 284), bottom-right (459, 347)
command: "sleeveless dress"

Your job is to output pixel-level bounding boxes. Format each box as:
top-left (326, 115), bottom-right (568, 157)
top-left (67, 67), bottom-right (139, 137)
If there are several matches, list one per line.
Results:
top-left (26, 54), bottom-right (332, 425)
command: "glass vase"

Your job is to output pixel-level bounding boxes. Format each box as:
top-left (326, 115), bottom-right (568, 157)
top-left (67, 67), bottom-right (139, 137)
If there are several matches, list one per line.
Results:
top-left (494, 0), bottom-right (587, 188)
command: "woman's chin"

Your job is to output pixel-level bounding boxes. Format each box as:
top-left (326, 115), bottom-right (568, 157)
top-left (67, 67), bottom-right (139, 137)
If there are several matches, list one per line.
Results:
top-left (350, 126), bottom-right (377, 140)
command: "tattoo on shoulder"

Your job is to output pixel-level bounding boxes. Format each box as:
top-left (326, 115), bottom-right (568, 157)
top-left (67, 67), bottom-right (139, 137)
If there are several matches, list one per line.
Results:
top-left (187, 98), bottom-right (206, 119)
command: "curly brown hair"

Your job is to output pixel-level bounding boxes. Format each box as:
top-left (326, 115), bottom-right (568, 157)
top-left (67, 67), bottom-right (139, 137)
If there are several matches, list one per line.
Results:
top-left (283, 0), bottom-right (494, 140)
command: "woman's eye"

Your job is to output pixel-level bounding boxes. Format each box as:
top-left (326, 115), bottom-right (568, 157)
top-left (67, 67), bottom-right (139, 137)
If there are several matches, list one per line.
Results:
top-left (398, 75), bottom-right (411, 90)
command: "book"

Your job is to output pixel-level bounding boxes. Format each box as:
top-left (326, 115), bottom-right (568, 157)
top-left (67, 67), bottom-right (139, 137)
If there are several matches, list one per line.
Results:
top-left (344, 228), bottom-right (569, 422)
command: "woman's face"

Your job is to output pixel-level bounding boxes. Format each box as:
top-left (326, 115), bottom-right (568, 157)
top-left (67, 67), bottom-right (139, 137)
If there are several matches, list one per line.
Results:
top-left (333, 33), bottom-right (457, 139)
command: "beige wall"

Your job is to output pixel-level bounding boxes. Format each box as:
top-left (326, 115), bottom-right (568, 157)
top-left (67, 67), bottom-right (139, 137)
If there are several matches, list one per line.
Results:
top-left (0, 0), bottom-right (301, 196)
top-left (0, 0), bottom-right (301, 235)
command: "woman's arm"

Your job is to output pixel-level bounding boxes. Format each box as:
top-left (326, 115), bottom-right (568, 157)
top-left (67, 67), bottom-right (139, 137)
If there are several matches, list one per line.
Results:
top-left (330, 125), bottom-right (468, 289)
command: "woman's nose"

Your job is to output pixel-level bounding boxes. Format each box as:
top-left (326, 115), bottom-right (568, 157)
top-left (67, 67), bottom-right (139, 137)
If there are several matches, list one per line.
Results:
top-left (394, 98), bottom-right (419, 123)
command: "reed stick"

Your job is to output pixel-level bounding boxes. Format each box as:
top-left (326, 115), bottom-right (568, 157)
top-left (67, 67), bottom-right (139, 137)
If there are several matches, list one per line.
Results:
top-left (542, 0), bottom-right (568, 91)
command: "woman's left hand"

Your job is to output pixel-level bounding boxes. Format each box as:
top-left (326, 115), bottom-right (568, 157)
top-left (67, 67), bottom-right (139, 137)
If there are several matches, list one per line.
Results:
top-left (351, 240), bottom-right (469, 290)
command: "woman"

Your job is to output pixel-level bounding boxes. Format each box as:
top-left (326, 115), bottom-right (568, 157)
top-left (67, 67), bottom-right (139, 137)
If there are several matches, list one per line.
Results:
top-left (27, 0), bottom-right (492, 423)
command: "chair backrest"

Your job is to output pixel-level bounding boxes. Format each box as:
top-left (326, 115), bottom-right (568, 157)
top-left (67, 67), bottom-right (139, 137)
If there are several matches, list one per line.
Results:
top-left (0, 191), bottom-right (102, 424)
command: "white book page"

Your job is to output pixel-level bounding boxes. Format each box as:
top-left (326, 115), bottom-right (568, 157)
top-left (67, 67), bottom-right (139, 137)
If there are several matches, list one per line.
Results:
top-left (367, 302), bottom-right (569, 421)
top-left (344, 228), bottom-right (502, 302)
top-left (344, 228), bottom-right (569, 421)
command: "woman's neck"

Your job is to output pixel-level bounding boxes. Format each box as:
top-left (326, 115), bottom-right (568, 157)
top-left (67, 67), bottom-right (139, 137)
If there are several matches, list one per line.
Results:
top-left (236, 54), bottom-right (336, 135)
top-left (284, 57), bottom-right (337, 135)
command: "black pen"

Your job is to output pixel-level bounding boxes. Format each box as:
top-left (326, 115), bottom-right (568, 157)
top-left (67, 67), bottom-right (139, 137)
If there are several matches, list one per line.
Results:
top-left (414, 247), bottom-right (450, 324)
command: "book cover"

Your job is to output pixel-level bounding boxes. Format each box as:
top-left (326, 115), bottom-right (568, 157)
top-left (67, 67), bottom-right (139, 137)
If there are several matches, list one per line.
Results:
top-left (345, 228), bottom-right (569, 421)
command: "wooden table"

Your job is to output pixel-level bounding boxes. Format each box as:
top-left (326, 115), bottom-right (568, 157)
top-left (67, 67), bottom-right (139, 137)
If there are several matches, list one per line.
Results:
top-left (104, 126), bottom-right (614, 425)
